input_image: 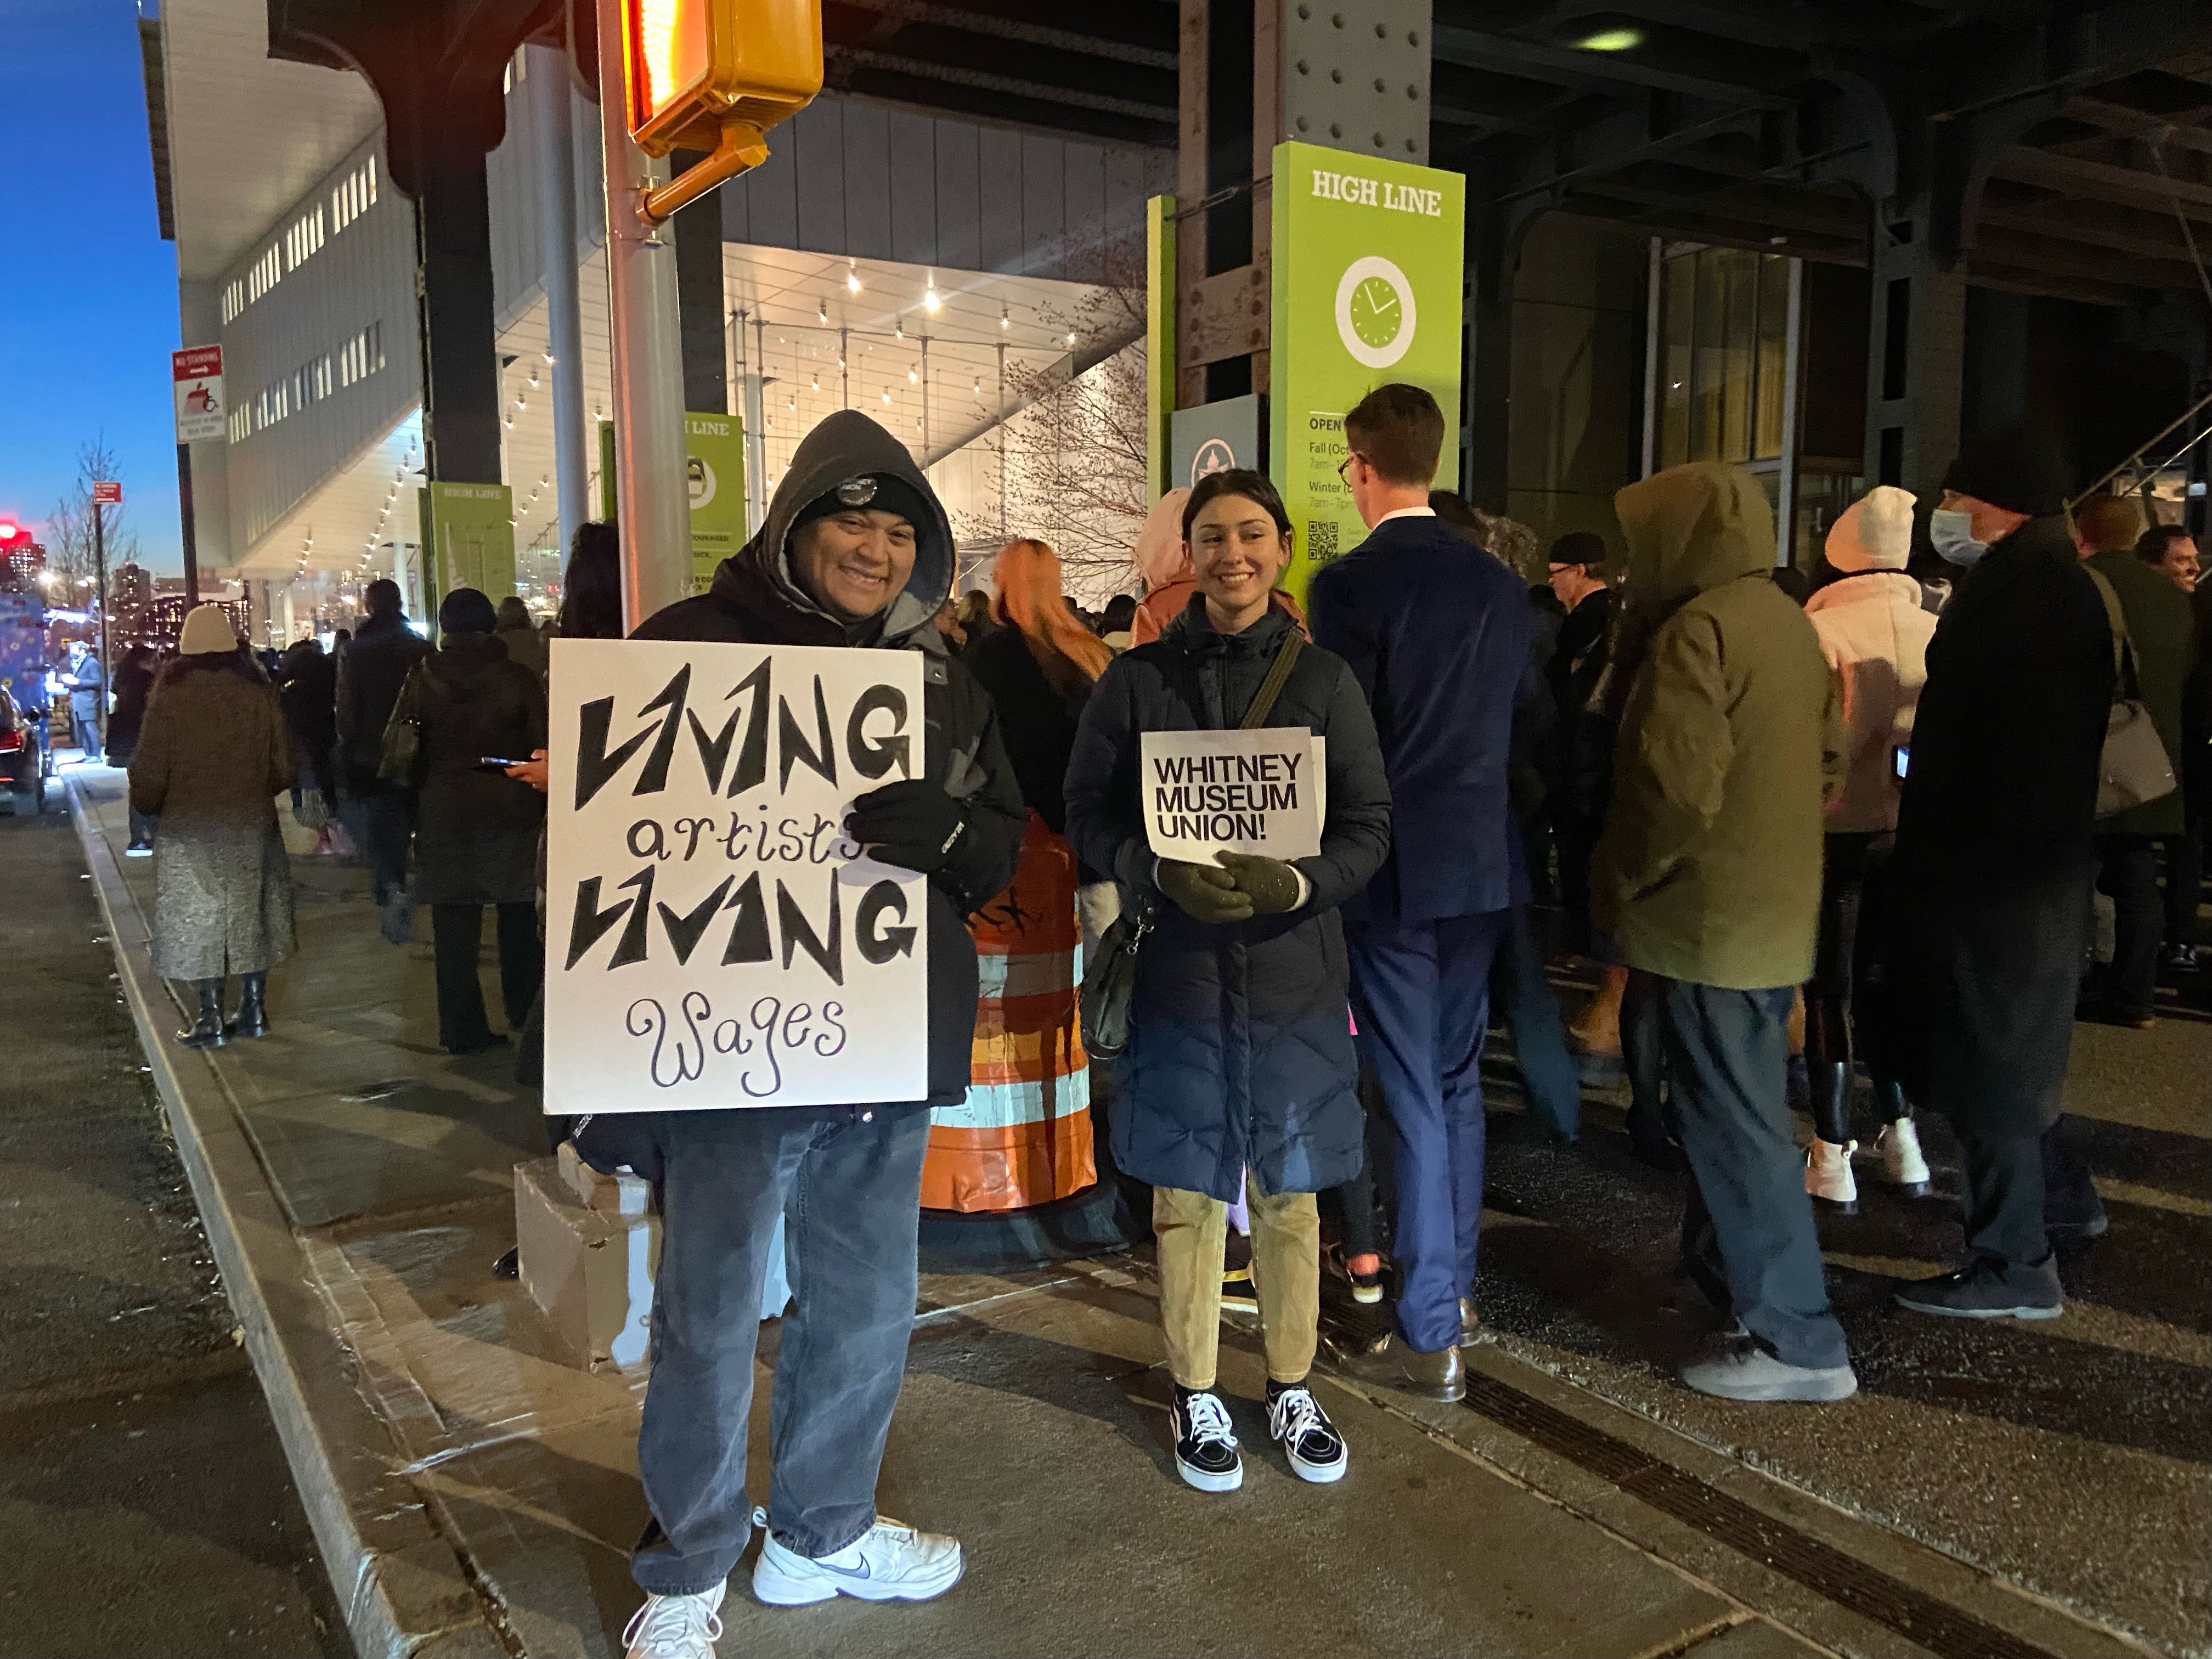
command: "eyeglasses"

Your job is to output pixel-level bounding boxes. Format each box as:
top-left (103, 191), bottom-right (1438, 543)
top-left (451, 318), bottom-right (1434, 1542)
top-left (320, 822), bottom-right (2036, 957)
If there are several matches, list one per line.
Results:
top-left (1336, 453), bottom-right (1367, 482)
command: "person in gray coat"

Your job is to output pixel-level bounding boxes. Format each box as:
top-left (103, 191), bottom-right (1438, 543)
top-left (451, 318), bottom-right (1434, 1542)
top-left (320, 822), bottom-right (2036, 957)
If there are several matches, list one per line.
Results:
top-left (127, 605), bottom-right (296, 1047)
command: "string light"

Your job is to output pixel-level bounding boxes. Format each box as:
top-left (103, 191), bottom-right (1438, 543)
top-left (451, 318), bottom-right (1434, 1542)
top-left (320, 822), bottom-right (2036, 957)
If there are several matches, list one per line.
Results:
top-left (818, 297), bottom-right (827, 322)
top-left (846, 261), bottom-right (861, 294)
top-left (923, 273), bottom-right (941, 313)
top-left (1000, 305), bottom-right (1009, 329)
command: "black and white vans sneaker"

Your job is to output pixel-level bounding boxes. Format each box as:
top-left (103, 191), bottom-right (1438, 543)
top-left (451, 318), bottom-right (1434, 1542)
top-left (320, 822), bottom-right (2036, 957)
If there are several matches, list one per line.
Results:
top-left (1171, 1387), bottom-right (1243, 1492)
top-left (1266, 1383), bottom-right (1347, 1483)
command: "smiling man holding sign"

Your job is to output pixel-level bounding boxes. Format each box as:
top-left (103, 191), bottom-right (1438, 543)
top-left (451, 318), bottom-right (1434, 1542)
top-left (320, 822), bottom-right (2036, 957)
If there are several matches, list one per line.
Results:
top-left (563, 411), bottom-right (1023, 1643)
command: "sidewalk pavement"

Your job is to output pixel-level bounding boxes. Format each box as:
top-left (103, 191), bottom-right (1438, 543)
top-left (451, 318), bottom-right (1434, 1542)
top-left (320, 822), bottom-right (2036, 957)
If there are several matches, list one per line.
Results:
top-left (67, 762), bottom-right (2183, 1659)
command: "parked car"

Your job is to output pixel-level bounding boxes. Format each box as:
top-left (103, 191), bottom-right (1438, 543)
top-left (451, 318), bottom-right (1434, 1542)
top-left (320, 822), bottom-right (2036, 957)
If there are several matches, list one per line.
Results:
top-left (0, 681), bottom-right (46, 814)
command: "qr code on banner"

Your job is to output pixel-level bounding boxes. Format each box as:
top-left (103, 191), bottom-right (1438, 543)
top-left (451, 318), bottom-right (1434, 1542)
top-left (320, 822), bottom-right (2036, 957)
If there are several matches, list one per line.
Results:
top-left (1307, 518), bottom-right (1340, 562)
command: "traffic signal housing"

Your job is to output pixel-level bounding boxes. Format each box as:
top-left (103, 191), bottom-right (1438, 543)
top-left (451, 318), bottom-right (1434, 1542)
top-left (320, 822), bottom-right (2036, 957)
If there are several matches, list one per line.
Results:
top-left (621, 0), bottom-right (822, 159)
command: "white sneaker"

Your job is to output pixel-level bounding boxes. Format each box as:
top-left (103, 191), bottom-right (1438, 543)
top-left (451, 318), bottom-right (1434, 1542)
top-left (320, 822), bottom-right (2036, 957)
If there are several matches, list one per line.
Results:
top-left (622, 1581), bottom-right (724, 1659)
top-left (1877, 1118), bottom-right (1931, 1195)
top-left (752, 1515), bottom-right (964, 1606)
top-left (1804, 1138), bottom-right (1858, 1211)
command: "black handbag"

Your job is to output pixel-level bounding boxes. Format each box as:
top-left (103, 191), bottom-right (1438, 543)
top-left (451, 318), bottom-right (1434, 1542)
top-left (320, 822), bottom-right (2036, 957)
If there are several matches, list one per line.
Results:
top-left (1078, 629), bottom-right (1306, 1058)
top-left (377, 661), bottom-right (427, 787)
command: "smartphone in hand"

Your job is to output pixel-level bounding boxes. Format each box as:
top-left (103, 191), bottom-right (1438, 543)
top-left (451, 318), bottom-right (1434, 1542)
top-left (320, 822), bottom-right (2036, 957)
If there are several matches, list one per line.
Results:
top-left (479, 756), bottom-right (525, 772)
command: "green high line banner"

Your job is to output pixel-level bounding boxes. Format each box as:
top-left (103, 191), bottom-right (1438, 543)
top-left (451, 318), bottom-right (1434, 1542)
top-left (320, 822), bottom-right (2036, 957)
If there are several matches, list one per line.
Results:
top-left (1269, 140), bottom-right (1465, 605)
top-left (598, 414), bottom-right (750, 595)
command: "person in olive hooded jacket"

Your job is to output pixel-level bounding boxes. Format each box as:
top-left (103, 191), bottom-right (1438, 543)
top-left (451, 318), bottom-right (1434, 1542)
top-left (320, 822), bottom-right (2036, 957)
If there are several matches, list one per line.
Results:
top-left (1592, 461), bottom-right (1853, 1404)
top-left (584, 411), bottom-right (1025, 1656)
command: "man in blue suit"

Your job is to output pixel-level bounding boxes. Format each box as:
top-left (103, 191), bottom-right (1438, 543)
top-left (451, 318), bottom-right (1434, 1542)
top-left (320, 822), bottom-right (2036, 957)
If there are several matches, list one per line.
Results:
top-left (1308, 383), bottom-right (1538, 1402)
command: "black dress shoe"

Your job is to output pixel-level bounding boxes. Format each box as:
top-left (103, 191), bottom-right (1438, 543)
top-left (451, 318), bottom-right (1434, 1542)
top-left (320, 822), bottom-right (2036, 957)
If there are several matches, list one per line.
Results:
top-left (1327, 1330), bottom-right (1465, 1402)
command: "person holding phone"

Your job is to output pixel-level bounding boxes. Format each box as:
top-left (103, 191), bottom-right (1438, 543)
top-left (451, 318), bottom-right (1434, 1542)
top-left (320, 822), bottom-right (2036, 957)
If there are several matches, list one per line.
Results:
top-left (1064, 469), bottom-right (1391, 1493)
top-left (393, 587), bottom-right (548, 1054)
top-left (1797, 487), bottom-right (1937, 1211)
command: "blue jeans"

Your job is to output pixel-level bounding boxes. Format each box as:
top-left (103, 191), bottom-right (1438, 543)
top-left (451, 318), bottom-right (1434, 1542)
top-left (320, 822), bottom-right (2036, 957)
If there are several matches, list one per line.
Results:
top-left (1492, 905), bottom-right (1581, 1138)
top-left (613, 1104), bottom-right (931, 1595)
top-left (1348, 910), bottom-right (1509, 1353)
top-left (1656, 978), bottom-right (1849, 1372)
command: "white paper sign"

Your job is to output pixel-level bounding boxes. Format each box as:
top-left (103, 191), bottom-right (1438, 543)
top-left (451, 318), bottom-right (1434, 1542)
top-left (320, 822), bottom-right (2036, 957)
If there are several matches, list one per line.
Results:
top-left (1140, 726), bottom-right (1324, 865)
top-left (544, 640), bottom-right (929, 1114)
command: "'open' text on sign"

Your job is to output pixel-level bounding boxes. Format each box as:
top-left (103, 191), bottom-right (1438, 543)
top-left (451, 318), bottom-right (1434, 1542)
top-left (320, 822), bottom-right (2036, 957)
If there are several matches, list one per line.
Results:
top-left (544, 640), bottom-right (929, 1113)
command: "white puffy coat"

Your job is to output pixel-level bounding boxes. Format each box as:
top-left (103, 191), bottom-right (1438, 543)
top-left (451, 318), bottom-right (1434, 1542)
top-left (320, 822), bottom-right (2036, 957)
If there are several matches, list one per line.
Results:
top-left (1803, 570), bottom-right (1935, 832)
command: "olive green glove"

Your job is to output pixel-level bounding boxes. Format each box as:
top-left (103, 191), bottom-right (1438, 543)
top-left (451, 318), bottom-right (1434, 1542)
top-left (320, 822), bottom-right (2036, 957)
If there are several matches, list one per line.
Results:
top-left (1156, 858), bottom-right (1255, 925)
top-left (1216, 852), bottom-right (1305, 915)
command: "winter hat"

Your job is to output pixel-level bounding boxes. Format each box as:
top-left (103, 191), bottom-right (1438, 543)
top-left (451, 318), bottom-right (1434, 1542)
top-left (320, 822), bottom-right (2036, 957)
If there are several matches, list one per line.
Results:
top-left (1824, 486), bottom-right (1916, 573)
top-left (787, 472), bottom-right (932, 544)
top-left (177, 603), bottom-right (238, 656)
top-left (438, 586), bottom-right (498, 636)
top-left (1941, 420), bottom-right (2070, 517)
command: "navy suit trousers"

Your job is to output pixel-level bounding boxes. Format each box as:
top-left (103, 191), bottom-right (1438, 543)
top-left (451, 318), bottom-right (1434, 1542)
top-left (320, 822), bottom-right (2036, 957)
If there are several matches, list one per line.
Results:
top-left (1347, 911), bottom-right (1509, 1352)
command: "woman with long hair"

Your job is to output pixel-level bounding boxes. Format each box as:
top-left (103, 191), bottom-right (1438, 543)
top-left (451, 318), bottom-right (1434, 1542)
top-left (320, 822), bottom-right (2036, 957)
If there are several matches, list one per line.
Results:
top-left (927, 540), bottom-right (1109, 1217)
top-left (556, 520), bottom-right (623, 641)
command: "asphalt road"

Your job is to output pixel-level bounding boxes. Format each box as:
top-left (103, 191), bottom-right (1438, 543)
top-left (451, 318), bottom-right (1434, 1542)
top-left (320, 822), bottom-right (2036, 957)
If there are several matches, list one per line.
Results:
top-left (0, 798), bottom-right (351, 1658)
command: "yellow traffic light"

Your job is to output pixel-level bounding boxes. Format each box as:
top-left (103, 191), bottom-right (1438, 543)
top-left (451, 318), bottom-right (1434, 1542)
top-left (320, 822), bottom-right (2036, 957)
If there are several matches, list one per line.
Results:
top-left (622, 0), bottom-right (823, 159)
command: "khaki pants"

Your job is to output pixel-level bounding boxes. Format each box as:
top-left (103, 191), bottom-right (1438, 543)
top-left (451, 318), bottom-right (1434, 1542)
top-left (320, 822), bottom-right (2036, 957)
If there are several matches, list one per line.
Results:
top-left (1154, 1176), bottom-right (1320, 1390)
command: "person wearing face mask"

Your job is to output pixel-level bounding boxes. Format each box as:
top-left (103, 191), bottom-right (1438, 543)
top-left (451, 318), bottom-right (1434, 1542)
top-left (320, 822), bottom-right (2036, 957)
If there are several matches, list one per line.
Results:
top-left (595, 411), bottom-right (1027, 1658)
top-left (1884, 421), bottom-right (2117, 1322)
top-left (1064, 468), bottom-right (1391, 1495)
top-left (1306, 383), bottom-right (1548, 1401)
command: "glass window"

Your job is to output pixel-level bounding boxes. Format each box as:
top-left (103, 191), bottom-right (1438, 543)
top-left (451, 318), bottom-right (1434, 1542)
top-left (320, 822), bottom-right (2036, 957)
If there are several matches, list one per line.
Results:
top-left (1754, 254), bottom-right (1791, 460)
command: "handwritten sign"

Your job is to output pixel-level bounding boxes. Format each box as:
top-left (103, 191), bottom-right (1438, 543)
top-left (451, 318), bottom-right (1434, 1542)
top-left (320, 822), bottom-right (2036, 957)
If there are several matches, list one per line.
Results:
top-left (1140, 727), bottom-right (1324, 865)
top-left (544, 640), bottom-right (929, 1114)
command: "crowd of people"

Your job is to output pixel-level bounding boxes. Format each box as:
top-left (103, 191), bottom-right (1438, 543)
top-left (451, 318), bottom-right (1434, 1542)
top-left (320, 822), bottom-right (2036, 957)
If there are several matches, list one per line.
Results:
top-left (88, 387), bottom-right (2206, 1659)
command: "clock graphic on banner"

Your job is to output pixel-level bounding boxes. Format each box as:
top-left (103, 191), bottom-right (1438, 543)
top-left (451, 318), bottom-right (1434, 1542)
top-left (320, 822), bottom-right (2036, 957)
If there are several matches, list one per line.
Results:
top-left (1334, 255), bottom-right (1418, 369)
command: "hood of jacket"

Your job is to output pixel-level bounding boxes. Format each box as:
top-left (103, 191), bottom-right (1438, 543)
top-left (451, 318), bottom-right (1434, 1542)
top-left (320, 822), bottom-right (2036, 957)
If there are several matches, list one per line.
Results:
top-left (424, 631), bottom-right (510, 700)
top-left (707, 409), bottom-right (955, 650)
top-left (1614, 461), bottom-right (1775, 612)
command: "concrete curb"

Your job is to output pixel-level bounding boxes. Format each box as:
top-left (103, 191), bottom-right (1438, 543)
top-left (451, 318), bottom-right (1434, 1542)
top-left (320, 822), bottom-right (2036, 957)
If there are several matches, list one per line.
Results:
top-left (67, 777), bottom-right (511, 1659)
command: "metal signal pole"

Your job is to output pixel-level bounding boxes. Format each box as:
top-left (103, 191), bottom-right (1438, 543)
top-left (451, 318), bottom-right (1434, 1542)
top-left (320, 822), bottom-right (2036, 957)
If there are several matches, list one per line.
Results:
top-left (595, 0), bottom-right (691, 632)
top-left (91, 499), bottom-right (109, 753)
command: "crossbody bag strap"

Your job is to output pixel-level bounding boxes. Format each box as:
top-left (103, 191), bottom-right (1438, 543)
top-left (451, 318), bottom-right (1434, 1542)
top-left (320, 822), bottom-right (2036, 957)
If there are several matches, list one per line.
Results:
top-left (2082, 566), bottom-right (2140, 702)
top-left (1239, 630), bottom-right (1304, 729)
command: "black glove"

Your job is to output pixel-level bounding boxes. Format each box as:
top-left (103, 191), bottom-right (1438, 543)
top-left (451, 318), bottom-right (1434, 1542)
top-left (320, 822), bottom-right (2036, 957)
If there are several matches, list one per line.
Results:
top-left (846, 779), bottom-right (968, 874)
top-left (1216, 852), bottom-right (1304, 915)
top-left (1156, 859), bottom-right (1254, 926)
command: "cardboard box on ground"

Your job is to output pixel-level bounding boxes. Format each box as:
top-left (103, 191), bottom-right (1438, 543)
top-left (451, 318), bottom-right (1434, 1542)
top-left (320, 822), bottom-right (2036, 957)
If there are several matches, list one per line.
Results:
top-left (515, 1143), bottom-right (658, 1370)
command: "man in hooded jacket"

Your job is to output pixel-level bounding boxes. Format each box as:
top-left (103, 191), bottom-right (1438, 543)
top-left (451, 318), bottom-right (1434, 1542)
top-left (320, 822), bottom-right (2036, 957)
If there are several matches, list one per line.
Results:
top-left (1887, 422), bottom-right (2115, 1321)
top-left (1592, 461), bottom-right (1855, 1403)
top-left (585, 411), bottom-right (1024, 1656)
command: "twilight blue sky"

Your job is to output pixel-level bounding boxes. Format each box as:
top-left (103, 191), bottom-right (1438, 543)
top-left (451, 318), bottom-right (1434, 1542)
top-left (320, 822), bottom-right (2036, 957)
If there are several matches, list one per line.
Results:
top-left (1, 0), bottom-right (183, 571)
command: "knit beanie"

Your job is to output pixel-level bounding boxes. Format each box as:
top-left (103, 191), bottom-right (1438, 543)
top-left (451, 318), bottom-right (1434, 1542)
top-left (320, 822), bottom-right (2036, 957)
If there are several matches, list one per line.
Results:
top-left (1824, 486), bottom-right (1916, 573)
top-left (438, 586), bottom-right (498, 635)
top-left (1941, 420), bottom-right (2070, 517)
top-left (177, 603), bottom-right (239, 656)
top-left (788, 472), bottom-right (932, 545)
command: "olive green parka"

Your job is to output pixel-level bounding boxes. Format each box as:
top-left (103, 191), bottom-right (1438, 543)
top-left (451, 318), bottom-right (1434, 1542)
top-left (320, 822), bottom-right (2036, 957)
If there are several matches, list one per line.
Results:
top-left (1592, 462), bottom-right (1845, 990)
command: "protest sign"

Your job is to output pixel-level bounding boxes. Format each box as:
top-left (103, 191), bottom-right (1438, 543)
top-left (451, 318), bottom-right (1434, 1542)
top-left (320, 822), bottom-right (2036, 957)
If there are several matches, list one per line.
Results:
top-left (1139, 727), bottom-right (1324, 865)
top-left (544, 640), bottom-right (929, 1114)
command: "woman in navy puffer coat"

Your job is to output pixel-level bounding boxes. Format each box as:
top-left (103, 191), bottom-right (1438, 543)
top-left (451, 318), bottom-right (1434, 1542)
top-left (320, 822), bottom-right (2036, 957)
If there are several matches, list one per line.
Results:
top-left (1064, 470), bottom-right (1390, 1490)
